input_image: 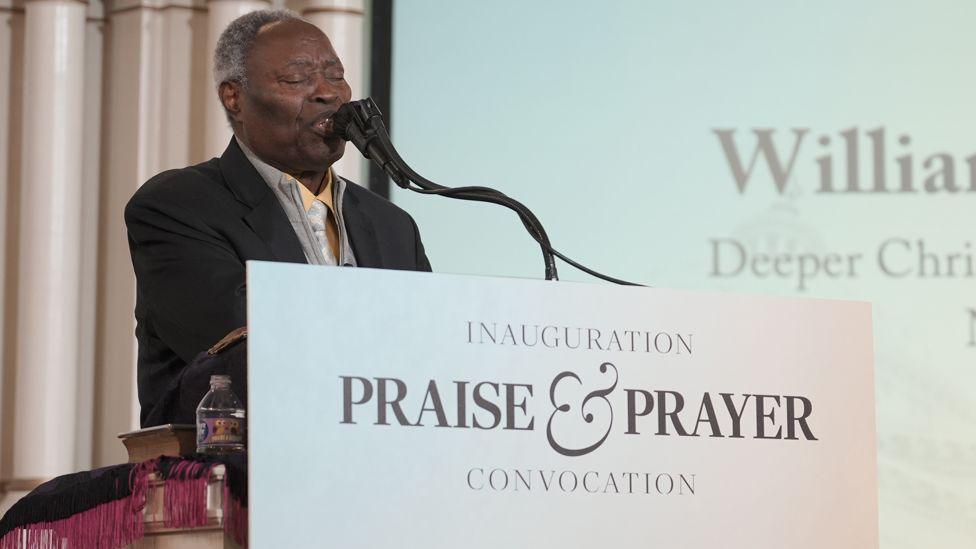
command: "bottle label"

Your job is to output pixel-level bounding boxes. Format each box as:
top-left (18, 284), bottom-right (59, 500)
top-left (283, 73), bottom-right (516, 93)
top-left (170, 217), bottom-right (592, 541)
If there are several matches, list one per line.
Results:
top-left (197, 417), bottom-right (245, 446)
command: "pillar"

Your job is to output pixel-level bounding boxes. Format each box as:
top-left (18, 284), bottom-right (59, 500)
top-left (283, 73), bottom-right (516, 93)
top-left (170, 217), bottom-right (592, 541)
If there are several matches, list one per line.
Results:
top-left (95, 0), bottom-right (208, 467)
top-left (2, 0), bottom-right (87, 508)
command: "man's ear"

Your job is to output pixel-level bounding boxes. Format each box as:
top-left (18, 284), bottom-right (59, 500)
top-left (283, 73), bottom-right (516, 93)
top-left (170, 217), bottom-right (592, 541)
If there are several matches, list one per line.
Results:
top-left (219, 81), bottom-right (242, 121)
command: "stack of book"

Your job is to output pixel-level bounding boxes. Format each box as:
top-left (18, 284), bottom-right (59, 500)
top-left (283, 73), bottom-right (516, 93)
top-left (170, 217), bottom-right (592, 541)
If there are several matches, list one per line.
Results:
top-left (118, 424), bottom-right (197, 463)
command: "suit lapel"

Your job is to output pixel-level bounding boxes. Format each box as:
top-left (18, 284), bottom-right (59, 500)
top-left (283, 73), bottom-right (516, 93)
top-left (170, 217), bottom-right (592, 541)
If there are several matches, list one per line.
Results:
top-left (342, 186), bottom-right (383, 268)
top-left (242, 193), bottom-right (307, 263)
top-left (219, 138), bottom-right (307, 264)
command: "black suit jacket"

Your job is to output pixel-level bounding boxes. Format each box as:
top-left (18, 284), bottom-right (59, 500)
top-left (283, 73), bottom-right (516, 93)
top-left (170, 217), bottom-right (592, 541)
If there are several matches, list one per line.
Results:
top-left (125, 137), bottom-right (430, 426)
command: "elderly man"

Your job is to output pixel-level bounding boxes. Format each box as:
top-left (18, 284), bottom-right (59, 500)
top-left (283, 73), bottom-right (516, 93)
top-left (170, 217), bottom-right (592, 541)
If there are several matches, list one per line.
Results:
top-left (125, 9), bottom-right (430, 427)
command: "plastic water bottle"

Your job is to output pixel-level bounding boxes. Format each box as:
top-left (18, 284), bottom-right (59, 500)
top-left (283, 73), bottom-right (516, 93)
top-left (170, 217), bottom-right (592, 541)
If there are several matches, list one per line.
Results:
top-left (196, 375), bottom-right (246, 455)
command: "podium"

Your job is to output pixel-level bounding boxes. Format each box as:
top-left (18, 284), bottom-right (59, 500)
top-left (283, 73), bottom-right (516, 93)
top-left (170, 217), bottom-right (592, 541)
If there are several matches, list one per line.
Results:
top-left (246, 262), bottom-right (879, 548)
top-left (0, 263), bottom-right (878, 548)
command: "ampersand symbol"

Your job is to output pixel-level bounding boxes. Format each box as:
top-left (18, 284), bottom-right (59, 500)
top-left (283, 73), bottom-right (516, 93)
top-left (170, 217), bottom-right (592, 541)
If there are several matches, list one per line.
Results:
top-left (546, 362), bottom-right (618, 457)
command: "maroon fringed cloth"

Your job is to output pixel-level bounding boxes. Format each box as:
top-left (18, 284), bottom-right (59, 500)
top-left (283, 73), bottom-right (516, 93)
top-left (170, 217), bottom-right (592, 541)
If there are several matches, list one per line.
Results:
top-left (0, 454), bottom-right (247, 549)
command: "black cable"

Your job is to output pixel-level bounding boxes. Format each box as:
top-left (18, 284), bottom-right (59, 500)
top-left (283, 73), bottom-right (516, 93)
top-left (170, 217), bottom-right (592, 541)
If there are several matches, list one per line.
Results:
top-left (372, 121), bottom-right (643, 286)
top-left (378, 136), bottom-right (644, 287)
top-left (370, 123), bottom-right (560, 281)
top-left (410, 185), bottom-right (643, 286)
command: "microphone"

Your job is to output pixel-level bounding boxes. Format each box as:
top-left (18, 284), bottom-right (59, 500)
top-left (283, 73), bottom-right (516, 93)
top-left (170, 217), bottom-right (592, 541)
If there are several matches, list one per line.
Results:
top-left (333, 99), bottom-right (408, 187)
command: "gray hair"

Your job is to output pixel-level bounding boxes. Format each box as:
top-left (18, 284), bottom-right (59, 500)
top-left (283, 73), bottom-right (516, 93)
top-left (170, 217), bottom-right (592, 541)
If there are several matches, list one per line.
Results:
top-left (213, 8), bottom-right (307, 90)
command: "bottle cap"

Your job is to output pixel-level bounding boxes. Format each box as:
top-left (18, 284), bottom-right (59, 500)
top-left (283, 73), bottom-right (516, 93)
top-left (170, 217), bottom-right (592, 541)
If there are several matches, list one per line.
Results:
top-left (210, 374), bottom-right (231, 386)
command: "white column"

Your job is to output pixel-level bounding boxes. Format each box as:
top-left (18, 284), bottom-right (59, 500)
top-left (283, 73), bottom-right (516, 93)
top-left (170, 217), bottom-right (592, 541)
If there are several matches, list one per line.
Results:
top-left (95, 0), bottom-right (208, 468)
top-left (204, 0), bottom-right (269, 158)
top-left (302, 0), bottom-right (365, 184)
top-left (4, 0), bottom-right (87, 505)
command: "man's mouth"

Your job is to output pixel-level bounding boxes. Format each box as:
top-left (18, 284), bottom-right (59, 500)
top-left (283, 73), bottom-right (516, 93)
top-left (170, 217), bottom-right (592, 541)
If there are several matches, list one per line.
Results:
top-left (310, 112), bottom-right (337, 137)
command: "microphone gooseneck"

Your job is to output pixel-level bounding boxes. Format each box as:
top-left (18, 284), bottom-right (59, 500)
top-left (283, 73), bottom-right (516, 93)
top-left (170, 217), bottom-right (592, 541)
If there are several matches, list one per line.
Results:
top-left (333, 98), bottom-right (641, 286)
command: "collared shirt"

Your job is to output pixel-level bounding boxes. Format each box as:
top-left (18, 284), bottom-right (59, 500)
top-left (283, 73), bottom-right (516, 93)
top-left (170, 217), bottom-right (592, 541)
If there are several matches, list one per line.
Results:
top-left (238, 140), bottom-right (357, 267)
top-left (295, 171), bottom-right (340, 260)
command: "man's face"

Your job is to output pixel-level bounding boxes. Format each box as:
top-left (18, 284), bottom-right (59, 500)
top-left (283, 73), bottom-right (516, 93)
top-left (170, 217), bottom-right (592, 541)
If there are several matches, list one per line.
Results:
top-left (225, 20), bottom-right (352, 173)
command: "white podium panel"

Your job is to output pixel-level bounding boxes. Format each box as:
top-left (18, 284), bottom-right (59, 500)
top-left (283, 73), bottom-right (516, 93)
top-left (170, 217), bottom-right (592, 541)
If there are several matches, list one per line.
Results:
top-left (248, 262), bottom-right (877, 548)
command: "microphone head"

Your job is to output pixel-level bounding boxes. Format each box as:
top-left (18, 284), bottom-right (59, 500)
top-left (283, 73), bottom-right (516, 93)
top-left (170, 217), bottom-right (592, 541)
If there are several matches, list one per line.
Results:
top-left (332, 101), bottom-right (357, 141)
top-left (333, 98), bottom-right (385, 142)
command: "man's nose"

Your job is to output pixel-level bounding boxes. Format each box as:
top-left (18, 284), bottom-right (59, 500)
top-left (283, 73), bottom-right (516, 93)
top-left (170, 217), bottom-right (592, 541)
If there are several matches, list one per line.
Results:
top-left (309, 74), bottom-right (342, 104)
